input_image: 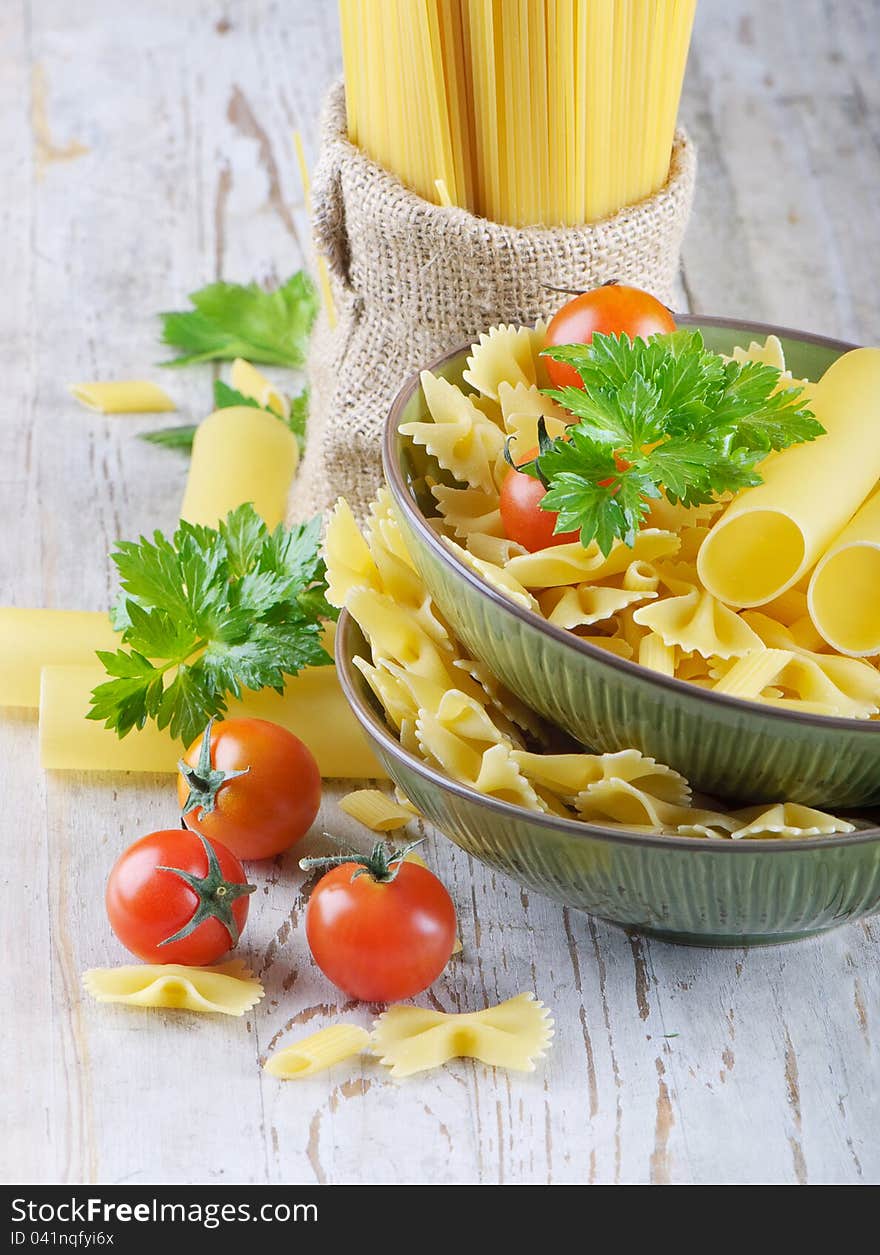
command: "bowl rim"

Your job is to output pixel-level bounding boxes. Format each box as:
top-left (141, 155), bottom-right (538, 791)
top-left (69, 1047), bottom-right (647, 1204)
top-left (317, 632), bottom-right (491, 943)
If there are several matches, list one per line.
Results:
top-left (383, 313), bottom-right (880, 741)
top-left (336, 608), bottom-right (880, 853)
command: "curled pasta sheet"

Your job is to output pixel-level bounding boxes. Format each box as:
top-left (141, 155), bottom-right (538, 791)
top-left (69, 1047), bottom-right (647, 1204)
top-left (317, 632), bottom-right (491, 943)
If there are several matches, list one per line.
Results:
top-left (339, 790), bottom-right (415, 831)
top-left (538, 583), bottom-right (657, 630)
top-left (514, 748), bottom-right (690, 806)
top-left (402, 371), bottom-right (505, 493)
top-left (432, 483), bottom-right (504, 540)
top-left (416, 713), bottom-right (544, 811)
top-left (507, 530), bottom-right (679, 590)
top-left (82, 961), bottom-right (264, 1016)
top-left (441, 536), bottom-right (537, 611)
top-left (372, 993), bottom-right (554, 1078)
top-left (325, 498), bottom-right (381, 608)
top-left (634, 588), bottom-right (764, 660)
top-left (265, 1025), bottom-right (371, 1079)
top-left (729, 804), bottom-right (855, 840)
top-left (463, 323), bottom-right (543, 401)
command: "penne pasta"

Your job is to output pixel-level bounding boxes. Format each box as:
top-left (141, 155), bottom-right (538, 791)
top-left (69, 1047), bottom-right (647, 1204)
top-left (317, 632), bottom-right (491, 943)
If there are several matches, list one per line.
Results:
top-left (69, 381), bottom-right (175, 414)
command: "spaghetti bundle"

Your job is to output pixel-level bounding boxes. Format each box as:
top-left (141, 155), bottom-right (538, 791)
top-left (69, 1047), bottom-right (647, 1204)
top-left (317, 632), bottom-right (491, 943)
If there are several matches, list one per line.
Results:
top-left (339, 0), bottom-right (697, 227)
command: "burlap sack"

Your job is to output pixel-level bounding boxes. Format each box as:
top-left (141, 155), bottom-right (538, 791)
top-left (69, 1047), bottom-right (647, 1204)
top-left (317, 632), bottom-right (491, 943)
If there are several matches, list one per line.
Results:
top-left (294, 82), bottom-right (697, 523)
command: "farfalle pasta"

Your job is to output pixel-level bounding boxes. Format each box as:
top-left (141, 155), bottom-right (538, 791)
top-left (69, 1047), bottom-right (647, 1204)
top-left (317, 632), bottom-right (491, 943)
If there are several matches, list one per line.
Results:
top-left (82, 961), bottom-right (264, 1016)
top-left (397, 321), bottom-right (880, 722)
top-left (326, 490), bottom-right (853, 841)
top-left (372, 993), bottom-right (554, 1078)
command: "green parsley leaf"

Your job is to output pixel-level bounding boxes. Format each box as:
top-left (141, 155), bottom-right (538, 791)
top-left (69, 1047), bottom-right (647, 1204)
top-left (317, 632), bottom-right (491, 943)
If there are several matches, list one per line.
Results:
top-left (532, 331), bottom-right (824, 555)
top-left (213, 380), bottom-right (264, 410)
top-left (159, 271), bottom-right (318, 369)
top-left (288, 387), bottom-right (309, 457)
top-left (88, 504), bottom-right (334, 745)
top-left (140, 424), bottom-right (197, 453)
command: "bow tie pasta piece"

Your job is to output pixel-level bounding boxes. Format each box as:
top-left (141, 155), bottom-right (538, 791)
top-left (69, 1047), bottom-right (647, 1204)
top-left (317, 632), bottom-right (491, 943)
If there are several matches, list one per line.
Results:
top-left (353, 657), bottom-right (418, 731)
top-left (82, 961), bottom-right (264, 1016)
top-left (372, 994), bottom-right (554, 1078)
top-left (728, 335), bottom-right (787, 372)
top-left (416, 712), bottom-right (545, 812)
top-left (402, 372), bottom-right (505, 494)
top-left (729, 804), bottom-right (855, 840)
top-left (431, 483), bottom-right (504, 540)
top-left (634, 588), bottom-right (764, 660)
top-left (575, 778), bottom-right (695, 828)
top-left (675, 813), bottom-right (743, 838)
top-left (441, 536), bottom-right (537, 610)
top-left (507, 531), bottom-right (679, 589)
top-left (463, 323), bottom-right (546, 401)
top-left (346, 588), bottom-right (456, 686)
top-left (645, 494), bottom-right (727, 533)
top-left (538, 579), bottom-right (658, 630)
top-left (513, 748), bottom-right (690, 807)
top-left (453, 657), bottom-right (547, 739)
top-left (498, 381), bottom-right (571, 460)
top-left (265, 1024), bottom-right (371, 1079)
top-left (582, 634), bottom-right (635, 660)
top-left (325, 498), bottom-right (382, 608)
top-left (339, 790), bottom-right (416, 832)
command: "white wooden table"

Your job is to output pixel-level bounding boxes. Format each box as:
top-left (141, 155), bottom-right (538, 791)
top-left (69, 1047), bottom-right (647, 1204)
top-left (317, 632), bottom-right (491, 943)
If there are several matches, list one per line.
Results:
top-left (2, 0), bottom-right (878, 1186)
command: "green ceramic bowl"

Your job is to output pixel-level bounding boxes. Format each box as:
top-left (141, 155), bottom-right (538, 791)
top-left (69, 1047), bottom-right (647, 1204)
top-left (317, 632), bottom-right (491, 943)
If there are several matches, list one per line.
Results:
top-left (383, 316), bottom-right (880, 809)
top-left (336, 610), bottom-right (880, 944)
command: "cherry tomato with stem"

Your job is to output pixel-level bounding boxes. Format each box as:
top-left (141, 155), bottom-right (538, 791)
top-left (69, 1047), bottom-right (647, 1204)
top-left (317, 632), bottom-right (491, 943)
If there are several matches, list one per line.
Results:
top-left (178, 717), bottom-right (321, 861)
top-left (545, 281), bottom-right (676, 390)
top-left (300, 840), bottom-right (456, 1002)
top-left (106, 828), bottom-right (255, 965)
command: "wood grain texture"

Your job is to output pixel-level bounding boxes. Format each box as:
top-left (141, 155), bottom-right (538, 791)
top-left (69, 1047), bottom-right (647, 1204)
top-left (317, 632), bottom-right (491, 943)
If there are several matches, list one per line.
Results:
top-left (0, 0), bottom-right (877, 1186)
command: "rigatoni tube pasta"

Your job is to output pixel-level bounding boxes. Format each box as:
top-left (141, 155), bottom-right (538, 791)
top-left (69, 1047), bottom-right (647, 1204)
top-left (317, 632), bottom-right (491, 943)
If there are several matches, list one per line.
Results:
top-left (0, 608), bottom-right (119, 708)
top-left (180, 406), bottom-right (299, 529)
top-left (697, 349), bottom-right (880, 608)
top-left (808, 487), bottom-right (880, 656)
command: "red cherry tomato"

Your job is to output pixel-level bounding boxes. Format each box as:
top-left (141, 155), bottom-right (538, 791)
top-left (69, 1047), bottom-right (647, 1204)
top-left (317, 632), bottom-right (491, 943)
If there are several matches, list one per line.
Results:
top-left (178, 717), bottom-right (321, 861)
top-left (545, 283), bottom-right (676, 390)
top-left (303, 848), bottom-right (456, 1002)
top-left (499, 460), bottom-right (579, 552)
top-left (106, 829), bottom-right (254, 965)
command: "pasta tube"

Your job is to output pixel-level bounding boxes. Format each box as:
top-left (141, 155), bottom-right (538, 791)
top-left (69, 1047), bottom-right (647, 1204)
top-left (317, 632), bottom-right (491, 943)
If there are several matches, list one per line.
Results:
top-left (39, 664), bottom-right (386, 779)
top-left (808, 488), bottom-right (880, 655)
top-left (229, 358), bottom-right (289, 418)
top-left (0, 608), bottom-right (118, 707)
top-left (264, 1025), bottom-right (370, 1079)
top-left (698, 349), bottom-right (880, 607)
top-left (180, 406), bottom-right (298, 529)
top-left (69, 381), bottom-right (175, 414)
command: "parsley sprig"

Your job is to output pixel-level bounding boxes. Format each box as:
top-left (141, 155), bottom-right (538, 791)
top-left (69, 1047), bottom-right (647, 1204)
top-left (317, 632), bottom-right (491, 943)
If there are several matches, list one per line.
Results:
top-left (516, 330), bottom-right (824, 555)
top-left (89, 505), bottom-right (335, 744)
top-left (160, 272), bottom-right (317, 368)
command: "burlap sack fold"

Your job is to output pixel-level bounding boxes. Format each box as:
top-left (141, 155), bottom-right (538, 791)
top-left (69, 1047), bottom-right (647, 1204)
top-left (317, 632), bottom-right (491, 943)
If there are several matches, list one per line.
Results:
top-left (294, 82), bottom-right (697, 523)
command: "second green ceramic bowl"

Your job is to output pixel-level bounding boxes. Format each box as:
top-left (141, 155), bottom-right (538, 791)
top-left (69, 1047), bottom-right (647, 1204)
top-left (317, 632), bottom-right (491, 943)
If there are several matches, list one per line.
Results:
top-left (336, 611), bottom-right (880, 945)
top-left (383, 316), bottom-right (880, 808)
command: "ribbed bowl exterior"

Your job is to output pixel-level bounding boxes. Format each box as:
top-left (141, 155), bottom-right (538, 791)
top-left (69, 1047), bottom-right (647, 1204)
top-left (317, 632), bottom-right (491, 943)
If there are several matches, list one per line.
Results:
top-left (385, 321), bottom-right (880, 809)
top-left (338, 613), bottom-right (880, 945)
